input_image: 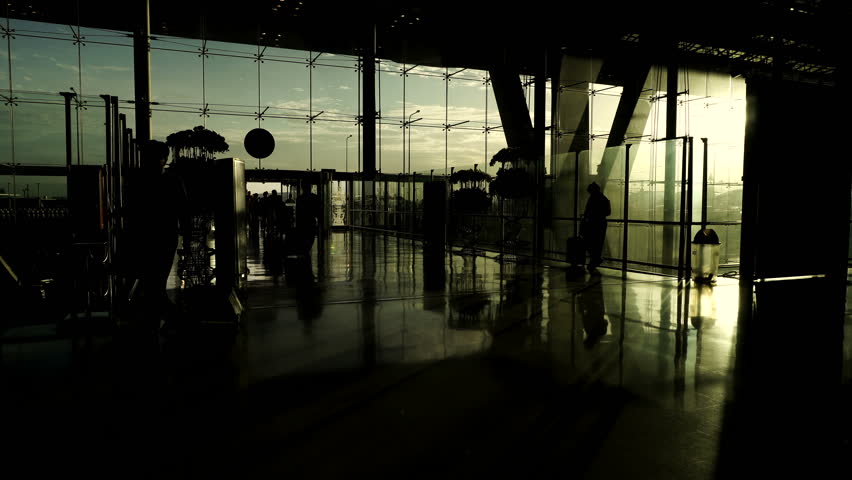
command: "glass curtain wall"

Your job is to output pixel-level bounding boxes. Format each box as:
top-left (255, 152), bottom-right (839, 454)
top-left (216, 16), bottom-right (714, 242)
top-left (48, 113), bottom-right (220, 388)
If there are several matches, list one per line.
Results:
top-left (354, 61), bottom-right (510, 233)
top-left (1, 15), bottom-right (747, 276)
top-left (550, 54), bottom-right (746, 274)
top-left (0, 16), bottom-right (134, 201)
top-left (1, 14), bottom-right (506, 207)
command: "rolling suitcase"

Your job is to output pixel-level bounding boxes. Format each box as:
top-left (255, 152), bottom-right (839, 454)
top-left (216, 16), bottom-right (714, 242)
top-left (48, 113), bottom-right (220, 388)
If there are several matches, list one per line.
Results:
top-left (566, 236), bottom-right (586, 266)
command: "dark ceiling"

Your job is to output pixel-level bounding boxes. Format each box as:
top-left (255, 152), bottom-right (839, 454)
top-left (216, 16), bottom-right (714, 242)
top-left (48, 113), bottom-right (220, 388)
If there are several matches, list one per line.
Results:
top-left (3, 0), bottom-right (849, 83)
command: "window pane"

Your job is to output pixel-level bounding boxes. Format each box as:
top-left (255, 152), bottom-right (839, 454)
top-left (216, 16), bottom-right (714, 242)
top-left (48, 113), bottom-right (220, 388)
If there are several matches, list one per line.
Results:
top-left (11, 102), bottom-right (67, 166)
top-left (205, 112), bottom-right (261, 165)
top-left (379, 122), bottom-right (403, 174)
top-left (150, 36), bottom-right (202, 108)
top-left (205, 41), bottom-right (257, 114)
top-left (80, 29), bottom-right (134, 101)
top-left (408, 123), bottom-right (444, 175)
top-left (262, 47), bottom-right (310, 121)
top-left (264, 117), bottom-right (309, 171)
top-left (10, 20), bottom-right (79, 95)
top-left (0, 174), bottom-right (66, 200)
top-left (447, 126), bottom-right (484, 173)
top-left (311, 58), bottom-right (358, 172)
top-left (151, 110), bottom-right (200, 145)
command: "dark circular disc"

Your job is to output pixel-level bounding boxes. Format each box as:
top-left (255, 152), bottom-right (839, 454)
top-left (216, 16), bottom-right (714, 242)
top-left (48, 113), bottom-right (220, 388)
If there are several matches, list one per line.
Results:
top-left (244, 128), bottom-right (275, 159)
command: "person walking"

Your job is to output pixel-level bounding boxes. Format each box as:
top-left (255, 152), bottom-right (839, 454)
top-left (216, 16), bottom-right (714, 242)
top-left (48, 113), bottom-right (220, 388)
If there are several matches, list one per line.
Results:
top-left (581, 182), bottom-right (610, 273)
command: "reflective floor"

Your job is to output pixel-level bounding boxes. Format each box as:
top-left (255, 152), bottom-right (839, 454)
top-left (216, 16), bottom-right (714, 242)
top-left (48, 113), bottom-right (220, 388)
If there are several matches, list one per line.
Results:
top-left (3, 231), bottom-right (851, 478)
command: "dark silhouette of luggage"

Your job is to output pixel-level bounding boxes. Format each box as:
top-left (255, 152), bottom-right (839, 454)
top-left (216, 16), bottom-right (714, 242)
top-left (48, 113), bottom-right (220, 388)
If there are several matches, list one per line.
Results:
top-left (566, 236), bottom-right (586, 266)
top-left (283, 232), bottom-right (302, 258)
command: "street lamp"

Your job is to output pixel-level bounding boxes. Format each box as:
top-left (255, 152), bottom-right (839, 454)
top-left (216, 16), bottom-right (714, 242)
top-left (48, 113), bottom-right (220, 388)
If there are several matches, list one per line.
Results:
top-left (345, 134), bottom-right (353, 172)
top-left (406, 109), bottom-right (420, 174)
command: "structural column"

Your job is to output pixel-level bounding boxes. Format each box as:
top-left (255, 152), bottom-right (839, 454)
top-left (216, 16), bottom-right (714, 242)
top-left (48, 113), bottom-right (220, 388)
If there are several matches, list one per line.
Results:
top-left (133, 0), bottom-right (152, 143)
top-left (662, 57), bottom-right (678, 268)
top-left (718, 75), bottom-right (850, 477)
top-left (533, 54), bottom-right (546, 257)
top-left (360, 23), bottom-right (377, 227)
top-left (361, 24), bottom-right (377, 177)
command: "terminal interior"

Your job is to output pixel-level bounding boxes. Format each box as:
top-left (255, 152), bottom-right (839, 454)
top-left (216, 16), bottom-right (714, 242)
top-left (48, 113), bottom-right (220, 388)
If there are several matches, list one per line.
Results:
top-left (1, 1), bottom-right (851, 478)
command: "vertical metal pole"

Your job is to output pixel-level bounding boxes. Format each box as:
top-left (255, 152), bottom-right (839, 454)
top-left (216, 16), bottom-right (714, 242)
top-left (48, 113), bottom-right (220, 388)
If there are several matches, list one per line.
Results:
top-left (121, 115), bottom-right (130, 171)
top-left (445, 68), bottom-right (449, 176)
top-left (364, 57), bottom-right (368, 172)
top-left (61, 92), bottom-right (74, 170)
top-left (678, 139), bottom-right (688, 280)
top-left (101, 95), bottom-right (112, 181)
top-left (128, 129), bottom-right (136, 168)
top-left (112, 97), bottom-right (122, 213)
top-left (499, 197), bottom-right (504, 258)
top-left (397, 176), bottom-right (401, 232)
top-left (101, 95), bottom-right (115, 326)
top-left (402, 64), bottom-right (406, 173)
top-left (573, 152), bottom-right (579, 236)
top-left (347, 177), bottom-right (353, 228)
top-left (5, 16), bottom-right (17, 220)
top-left (309, 52), bottom-right (313, 171)
top-left (622, 144), bottom-right (630, 275)
top-left (407, 121), bottom-right (411, 174)
top-left (701, 137), bottom-right (708, 228)
top-left (384, 179), bottom-right (389, 228)
top-left (484, 75), bottom-right (488, 174)
top-left (687, 137), bottom-right (694, 280)
top-left (361, 57), bottom-right (365, 173)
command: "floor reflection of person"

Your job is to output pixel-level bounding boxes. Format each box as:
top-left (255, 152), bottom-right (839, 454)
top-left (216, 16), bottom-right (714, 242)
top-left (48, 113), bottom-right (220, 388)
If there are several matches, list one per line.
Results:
top-left (284, 255), bottom-right (322, 335)
top-left (579, 278), bottom-right (608, 348)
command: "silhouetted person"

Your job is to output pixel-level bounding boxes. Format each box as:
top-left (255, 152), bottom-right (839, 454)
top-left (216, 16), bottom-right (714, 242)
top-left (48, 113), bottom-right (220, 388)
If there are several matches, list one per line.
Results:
top-left (263, 227), bottom-right (284, 285)
top-left (295, 183), bottom-right (321, 257)
top-left (129, 139), bottom-right (187, 321)
top-left (282, 194), bottom-right (295, 234)
top-left (581, 182), bottom-right (610, 272)
top-left (268, 189), bottom-right (284, 235)
top-left (260, 191), bottom-right (269, 233)
top-left (248, 192), bottom-right (260, 241)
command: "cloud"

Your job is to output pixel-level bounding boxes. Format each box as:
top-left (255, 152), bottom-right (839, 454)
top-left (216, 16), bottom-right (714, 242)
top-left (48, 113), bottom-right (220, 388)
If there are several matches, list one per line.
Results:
top-left (292, 87), bottom-right (305, 92)
top-left (55, 62), bottom-right (80, 73)
top-left (23, 75), bottom-right (32, 81)
top-left (272, 99), bottom-right (310, 112)
top-left (87, 65), bottom-right (131, 73)
top-left (412, 65), bottom-right (447, 76)
top-left (338, 85), bottom-right (351, 90)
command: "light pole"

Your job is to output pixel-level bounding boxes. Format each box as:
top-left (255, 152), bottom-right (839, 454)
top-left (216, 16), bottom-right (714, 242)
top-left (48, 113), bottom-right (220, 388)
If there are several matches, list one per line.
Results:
top-left (345, 134), bottom-right (353, 172)
top-left (406, 109), bottom-right (419, 174)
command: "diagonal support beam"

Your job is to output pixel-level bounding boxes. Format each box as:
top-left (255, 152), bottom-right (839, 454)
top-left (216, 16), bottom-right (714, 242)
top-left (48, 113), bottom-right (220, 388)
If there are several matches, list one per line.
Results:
top-left (488, 67), bottom-right (534, 151)
top-left (596, 59), bottom-right (653, 189)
